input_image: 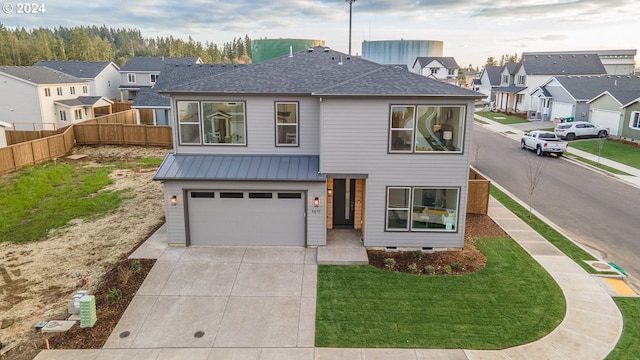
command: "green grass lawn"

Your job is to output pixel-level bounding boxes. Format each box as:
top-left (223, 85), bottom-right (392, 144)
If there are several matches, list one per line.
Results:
top-left (475, 111), bottom-right (530, 125)
top-left (565, 154), bottom-right (631, 175)
top-left (316, 237), bottom-right (565, 349)
top-left (607, 298), bottom-right (640, 359)
top-left (490, 186), bottom-right (600, 274)
top-left (569, 139), bottom-right (640, 169)
top-left (0, 157), bottom-right (162, 243)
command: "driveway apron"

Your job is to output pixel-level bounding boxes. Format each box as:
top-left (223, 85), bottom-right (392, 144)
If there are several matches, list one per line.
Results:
top-left (103, 245), bottom-right (318, 349)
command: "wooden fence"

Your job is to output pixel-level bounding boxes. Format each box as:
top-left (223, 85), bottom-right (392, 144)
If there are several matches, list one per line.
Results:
top-left (74, 123), bottom-right (172, 146)
top-left (0, 126), bottom-right (76, 175)
top-left (467, 167), bottom-right (491, 215)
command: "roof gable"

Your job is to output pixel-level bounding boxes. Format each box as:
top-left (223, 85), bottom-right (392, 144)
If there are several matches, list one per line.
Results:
top-left (415, 57), bottom-right (459, 69)
top-left (0, 66), bottom-right (85, 85)
top-left (552, 75), bottom-right (640, 101)
top-left (34, 60), bottom-right (118, 79)
top-left (521, 53), bottom-right (606, 75)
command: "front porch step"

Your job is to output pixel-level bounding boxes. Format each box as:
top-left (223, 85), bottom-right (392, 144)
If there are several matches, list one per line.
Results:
top-left (317, 247), bottom-right (369, 265)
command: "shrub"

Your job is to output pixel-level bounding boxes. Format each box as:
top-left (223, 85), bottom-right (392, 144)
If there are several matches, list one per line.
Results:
top-left (411, 250), bottom-right (424, 259)
top-left (424, 265), bottom-right (435, 274)
top-left (107, 288), bottom-right (122, 301)
top-left (131, 259), bottom-right (141, 272)
top-left (443, 265), bottom-right (452, 275)
top-left (384, 258), bottom-right (396, 269)
top-left (407, 263), bottom-right (418, 273)
top-left (118, 267), bottom-right (134, 285)
top-left (452, 262), bottom-right (464, 272)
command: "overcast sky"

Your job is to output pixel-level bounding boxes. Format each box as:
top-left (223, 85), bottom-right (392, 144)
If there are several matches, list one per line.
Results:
top-left (1, 0), bottom-right (639, 67)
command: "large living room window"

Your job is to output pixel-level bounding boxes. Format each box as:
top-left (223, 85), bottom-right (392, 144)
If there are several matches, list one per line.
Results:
top-left (275, 102), bottom-right (298, 146)
top-left (389, 105), bottom-right (465, 153)
top-left (386, 187), bottom-right (459, 232)
top-left (177, 101), bottom-right (246, 145)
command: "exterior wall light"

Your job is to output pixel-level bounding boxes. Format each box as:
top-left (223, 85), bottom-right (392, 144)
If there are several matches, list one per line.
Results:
top-left (313, 196), bottom-right (320, 207)
top-left (327, 188), bottom-right (333, 196)
top-left (170, 195), bottom-right (178, 206)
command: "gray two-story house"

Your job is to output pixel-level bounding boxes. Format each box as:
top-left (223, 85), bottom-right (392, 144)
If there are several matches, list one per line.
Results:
top-left (119, 56), bottom-right (202, 101)
top-left (153, 47), bottom-right (483, 249)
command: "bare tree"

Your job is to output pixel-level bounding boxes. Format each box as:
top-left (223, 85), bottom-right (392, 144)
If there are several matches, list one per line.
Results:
top-left (524, 151), bottom-right (546, 219)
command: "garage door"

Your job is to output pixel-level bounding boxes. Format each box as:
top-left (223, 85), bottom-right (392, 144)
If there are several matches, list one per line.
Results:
top-left (550, 102), bottom-right (573, 120)
top-left (187, 190), bottom-right (305, 246)
top-left (591, 109), bottom-right (621, 136)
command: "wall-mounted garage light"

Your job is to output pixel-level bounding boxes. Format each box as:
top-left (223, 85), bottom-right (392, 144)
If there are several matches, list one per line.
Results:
top-left (170, 195), bottom-right (178, 206)
top-left (327, 188), bottom-right (333, 196)
top-left (313, 196), bottom-right (320, 207)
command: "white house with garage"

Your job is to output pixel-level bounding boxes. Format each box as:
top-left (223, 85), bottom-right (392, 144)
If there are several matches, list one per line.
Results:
top-left (411, 57), bottom-right (460, 85)
top-left (154, 46), bottom-right (483, 248)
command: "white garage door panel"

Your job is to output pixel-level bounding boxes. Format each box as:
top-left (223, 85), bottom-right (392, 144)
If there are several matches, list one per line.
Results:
top-left (591, 109), bottom-right (620, 136)
top-left (550, 102), bottom-right (573, 120)
top-left (188, 191), bottom-right (305, 246)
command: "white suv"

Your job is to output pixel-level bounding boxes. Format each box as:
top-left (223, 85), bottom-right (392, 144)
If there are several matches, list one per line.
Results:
top-left (554, 121), bottom-right (608, 141)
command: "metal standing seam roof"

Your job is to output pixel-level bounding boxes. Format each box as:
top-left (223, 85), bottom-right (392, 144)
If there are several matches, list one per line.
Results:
top-left (154, 154), bottom-right (325, 182)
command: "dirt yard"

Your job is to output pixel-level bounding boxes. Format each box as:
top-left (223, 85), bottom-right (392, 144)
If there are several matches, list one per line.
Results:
top-left (0, 146), bottom-right (169, 359)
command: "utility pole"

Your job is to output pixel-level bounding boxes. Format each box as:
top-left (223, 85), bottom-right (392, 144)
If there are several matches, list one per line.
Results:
top-left (346, 0), bottom-right (357, 55)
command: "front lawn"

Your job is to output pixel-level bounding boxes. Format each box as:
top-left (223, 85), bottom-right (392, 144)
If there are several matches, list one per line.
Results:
top-left (568, 139), bottom-right (640, 169)
top-left (475, 111), bottom-right (530, 125)
top-left (607, 298), bottom-right (640, 359)
top-left (315, 237), bottom-right (565, 349)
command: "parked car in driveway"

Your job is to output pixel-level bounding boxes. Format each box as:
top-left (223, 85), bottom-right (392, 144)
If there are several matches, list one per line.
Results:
top-left (554, 121), bottom-right (608, 140)
top-left (521, 130), bottom-right (568, 157)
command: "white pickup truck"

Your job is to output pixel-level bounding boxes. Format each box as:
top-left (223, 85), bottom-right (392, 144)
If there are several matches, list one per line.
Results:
top-left (520, 130), bottom-right (568, 158)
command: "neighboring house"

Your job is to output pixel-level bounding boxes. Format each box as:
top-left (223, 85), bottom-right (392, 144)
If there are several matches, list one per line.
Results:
top-left (588, 84), bottom-right (640, 138)
top-left (34, 60), bottom-right (121, 100)
top-left (496, 53), bottom-right (607, 115)
top-left (477, 65), bottom-right (502, 104)
top-left (132, 63), bottom-right (246, 126)
top-left (119, 56), bottom-right (203, 101)
top-left (411, 57), bottom-right (459, 84)
top-left (529, 75), bottom-right (640, 125)
top-left (0, 120), bottom-right (11, 147)
top-left (0, 66), bottom-right (106, 130)
top-left (154, 46), bottom-right (483, 249)
top-left (461, 66), bottom-right (480, 89)
top-left (493, 62), bottom-right (524, 112)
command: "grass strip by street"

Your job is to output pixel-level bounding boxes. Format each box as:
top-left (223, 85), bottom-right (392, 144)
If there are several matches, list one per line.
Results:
top-left (476, 111), bottom-right (530, 124)
top-left (316, 237), bottom-right (565, 349)
top-left (606, 297), bottom-right (640, 359)
top-left (0, 157), bottom-right (160, 243)
top-left (568, 139), bottom-right (640, 169)
top-left (565, 154), bottom-right (631, 175)
top-left (489, 185), bottom-right (601, 274)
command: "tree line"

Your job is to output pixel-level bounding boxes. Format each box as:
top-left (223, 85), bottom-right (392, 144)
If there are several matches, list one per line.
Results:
top-left (0, 23), bottom-right (252, 67)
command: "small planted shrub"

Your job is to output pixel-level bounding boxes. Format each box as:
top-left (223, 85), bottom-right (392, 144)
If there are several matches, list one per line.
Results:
top-left (384, 258), bottom-right (396, 269)
top-left (424, 265), bottom-right (435, 274)
top-left (452, 262), bottom-right (464, 272)
top-left (118, 267), bottom-right (134, 285)
top-left (411, 250), bottom-right (424, 259)
top-left (407, 263), bottom-right (418, 273)
top-left (131, 259), bottom-right (141, 272)
top-left (107, 288), bottom-right (122, 302)
top-left (443, 265), bottom-right (452, 275)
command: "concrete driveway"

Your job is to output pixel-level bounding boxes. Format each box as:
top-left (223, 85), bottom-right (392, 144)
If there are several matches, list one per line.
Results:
top-left (104, 244), bottom-right (317, 350)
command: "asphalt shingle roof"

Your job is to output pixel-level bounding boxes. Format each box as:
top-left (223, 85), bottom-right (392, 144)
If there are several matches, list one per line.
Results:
top-left (552, 75), bottom-right (640, 101)
top-left (154, 154), bottom-right (325, 182)
top-left (165, 47), bottom-right (481, 98)
top-left (483, 66), bottom-right (503, 85)
top-left (120, 57), bottom-right (201, 72)
top-left (0, 66), bottom-right (84, 84)
top-left (521, 53), bottom-right (606, 75)
top-left (34, 60), bottom-right (117, 79)
top-left (415, 57), bottom-right (459, 69)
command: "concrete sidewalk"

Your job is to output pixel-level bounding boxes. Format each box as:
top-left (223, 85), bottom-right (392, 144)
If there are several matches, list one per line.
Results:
top-left (474, 114), bottom-right (640, 189)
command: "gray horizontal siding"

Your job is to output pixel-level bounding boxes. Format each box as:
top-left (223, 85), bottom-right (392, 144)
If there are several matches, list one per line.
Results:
top-left (172, 95), bottom-right (320, 155)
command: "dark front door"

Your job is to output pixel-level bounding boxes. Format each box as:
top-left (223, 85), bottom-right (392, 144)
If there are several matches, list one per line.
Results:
top-left (333, 178), bottom-right (355, 228)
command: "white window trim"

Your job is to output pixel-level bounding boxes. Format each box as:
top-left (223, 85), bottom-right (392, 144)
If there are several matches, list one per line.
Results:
top-left (275, 101), bottom-right (299, 147)
top-left (630, 111), bottom-right (640, 129)
top-left (128, 73), bottom-right (136, 83)
top-left (150, 74), bottom-right (159, 83)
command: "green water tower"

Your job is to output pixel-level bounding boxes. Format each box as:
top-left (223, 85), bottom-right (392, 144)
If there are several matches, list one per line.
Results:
top-left (252, 38), bottom-right (326, 64)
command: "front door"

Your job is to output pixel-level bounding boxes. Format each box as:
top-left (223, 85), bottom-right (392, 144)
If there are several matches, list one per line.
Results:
top-left (333, 178), bottom-right (355, 228)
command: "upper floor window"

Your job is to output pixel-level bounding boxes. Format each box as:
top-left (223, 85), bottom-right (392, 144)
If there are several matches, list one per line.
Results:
top-left (74, 109), bottom-right (82, 120)
top-left (448, 68), bottom-right (456, 76)
top-left (430, 68), bottom-right (439, 74)
top-left (127, 73), bottom-right (136, 83)
top-left (630, 112), bottom-right (640, 130)
top-left (70, 86), bottom-right (76, 95)
top-left (56, 87), bottom-right (63, 96)
top-left (386, 187), bottom-right (459, 232)
top-left (177, 101), bottom-right (247, 145)
top-left (517, 75), bottom-right (526, 85)
top-left (502, 75), bottom-right (509, 84)
top-left (389, 105), bottom-right (465, 153)
top-left (82, 85), bottom-right (88, 94)
top-left (150, 74), bottom-right (159, 83)
top-left (275, 102), bottom-right (298, 146)
top-left (44, 88), bottom-right (51, 96)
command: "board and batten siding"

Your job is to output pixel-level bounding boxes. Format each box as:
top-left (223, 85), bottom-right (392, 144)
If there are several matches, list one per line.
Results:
top-left (320, 97), bottom-right (474, 248)
top-left (161, 180), bottom-right (326, 246)
top-left (171, 95), bottom-right (320, 155)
